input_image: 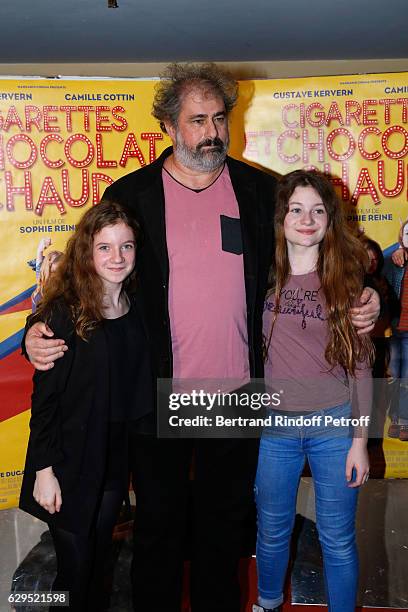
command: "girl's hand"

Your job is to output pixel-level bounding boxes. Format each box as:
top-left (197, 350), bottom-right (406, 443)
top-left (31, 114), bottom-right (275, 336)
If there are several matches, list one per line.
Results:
top-left (33, 467), bottom-right (62, 514)
top-left (39, 238), bottom-right (52, 251)
top-left (345, 439), bottom-right (369, 488)
top-left (391, 247), bottom-right (407, 268)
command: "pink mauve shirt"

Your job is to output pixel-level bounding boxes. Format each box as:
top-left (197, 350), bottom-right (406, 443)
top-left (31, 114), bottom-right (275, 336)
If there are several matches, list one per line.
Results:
top-left (263, 271), bottom-right (372, 417)
top-left (163, 166), bottom-right (249, 388)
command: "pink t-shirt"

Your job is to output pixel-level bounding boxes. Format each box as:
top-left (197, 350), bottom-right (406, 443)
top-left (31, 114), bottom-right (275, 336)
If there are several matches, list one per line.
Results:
top-left (163, 166), bottom-right (249, 387)
top-left (264, 271), bottom-right (372, 415)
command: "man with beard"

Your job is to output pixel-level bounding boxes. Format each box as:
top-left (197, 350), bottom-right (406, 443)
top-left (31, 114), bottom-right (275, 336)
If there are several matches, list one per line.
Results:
top-left (24, 63), bottom-right (379, 612)
top-left (103, 64), bottom-right (276, 612)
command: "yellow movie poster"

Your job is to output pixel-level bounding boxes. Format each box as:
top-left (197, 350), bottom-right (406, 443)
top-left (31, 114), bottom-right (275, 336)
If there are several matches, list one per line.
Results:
top-left (233, 71), bottom-right (408, 477)
top-left (0, 77), bottom-right (170, 508)
top-left (234, 72), bottom-right (407, 251)
top-left (1, 72), bottom-right (407, 508)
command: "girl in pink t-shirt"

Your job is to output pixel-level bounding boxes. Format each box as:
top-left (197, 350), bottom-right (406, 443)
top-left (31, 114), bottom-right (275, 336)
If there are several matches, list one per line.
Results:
top-left (253, 170), bottom-right (373, 612)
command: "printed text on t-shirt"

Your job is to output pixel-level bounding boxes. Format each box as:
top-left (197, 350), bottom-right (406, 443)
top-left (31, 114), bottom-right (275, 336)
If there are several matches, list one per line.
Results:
top-left (264, 285), bottom-right (326, 330)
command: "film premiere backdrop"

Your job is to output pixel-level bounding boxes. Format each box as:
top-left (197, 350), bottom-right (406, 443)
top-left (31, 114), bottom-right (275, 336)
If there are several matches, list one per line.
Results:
top-left (1, 72), bottom-right (407, 509)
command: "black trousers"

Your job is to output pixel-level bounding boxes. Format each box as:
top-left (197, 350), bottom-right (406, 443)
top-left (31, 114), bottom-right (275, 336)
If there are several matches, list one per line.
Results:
top-left (129, 434), bottom-right (259, 612)
top-left (49, 489), bottom-right (124, 612)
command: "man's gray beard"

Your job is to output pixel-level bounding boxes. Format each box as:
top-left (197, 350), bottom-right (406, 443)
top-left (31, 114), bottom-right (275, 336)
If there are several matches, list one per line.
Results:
top-left (174, 136), bottom-right (229, 173)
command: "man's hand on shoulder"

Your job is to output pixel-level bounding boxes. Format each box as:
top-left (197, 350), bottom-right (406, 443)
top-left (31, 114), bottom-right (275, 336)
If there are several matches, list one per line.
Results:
top-left (26, 322), bottom-right (68, 370)
top-left (349, 286), bottom-right (380, 335)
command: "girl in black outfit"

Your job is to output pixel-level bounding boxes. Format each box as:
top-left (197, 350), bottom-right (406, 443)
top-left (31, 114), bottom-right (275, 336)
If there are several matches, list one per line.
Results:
top-left (20, 200), bottom-right (152, 611)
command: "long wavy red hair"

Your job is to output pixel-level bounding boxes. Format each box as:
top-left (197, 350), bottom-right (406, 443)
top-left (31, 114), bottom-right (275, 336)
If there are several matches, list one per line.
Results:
top-left (265, 170), bottom-right (374, 374)
top-left (30, 200), bottom-right (140, 340)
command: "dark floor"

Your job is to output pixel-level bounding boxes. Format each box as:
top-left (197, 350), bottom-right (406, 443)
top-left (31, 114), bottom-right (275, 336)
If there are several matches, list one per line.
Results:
top-left (3, 478), bottom-right (407, 611)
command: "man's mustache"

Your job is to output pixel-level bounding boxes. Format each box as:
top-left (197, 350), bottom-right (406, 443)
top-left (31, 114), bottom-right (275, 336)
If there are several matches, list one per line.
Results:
top-left (197, 137), bottom-right (225, 150)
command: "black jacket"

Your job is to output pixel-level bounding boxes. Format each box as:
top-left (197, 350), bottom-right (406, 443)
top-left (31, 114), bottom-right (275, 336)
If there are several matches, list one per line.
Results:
top-left (19, 302), bottom-right (114, 534)
top-left (104, 147), bottom-right (277, 380)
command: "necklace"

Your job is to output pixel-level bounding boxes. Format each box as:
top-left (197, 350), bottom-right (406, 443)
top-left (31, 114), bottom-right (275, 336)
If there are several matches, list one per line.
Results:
top-left (164, 157), bottom-right (225, 191)
top-left (289, 261), bottom-right (318, 275)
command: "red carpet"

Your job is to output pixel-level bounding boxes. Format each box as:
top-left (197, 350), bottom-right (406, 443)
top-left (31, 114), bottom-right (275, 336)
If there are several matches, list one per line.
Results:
top-left (179, 559), bottom-right (399, 611)
top-left (242, 557), bottom-right (397, 611)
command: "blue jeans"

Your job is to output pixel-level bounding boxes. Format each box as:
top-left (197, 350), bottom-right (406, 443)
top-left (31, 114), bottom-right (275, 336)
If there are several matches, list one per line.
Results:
top-left (389, 330), bottom-right (408, 421)
top-left (255, 403), bottom-right (359, 612)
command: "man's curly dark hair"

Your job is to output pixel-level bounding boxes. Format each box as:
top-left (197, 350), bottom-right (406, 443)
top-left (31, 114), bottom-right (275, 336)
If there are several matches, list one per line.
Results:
top-left (152, 63), bottom-right (238, 133)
